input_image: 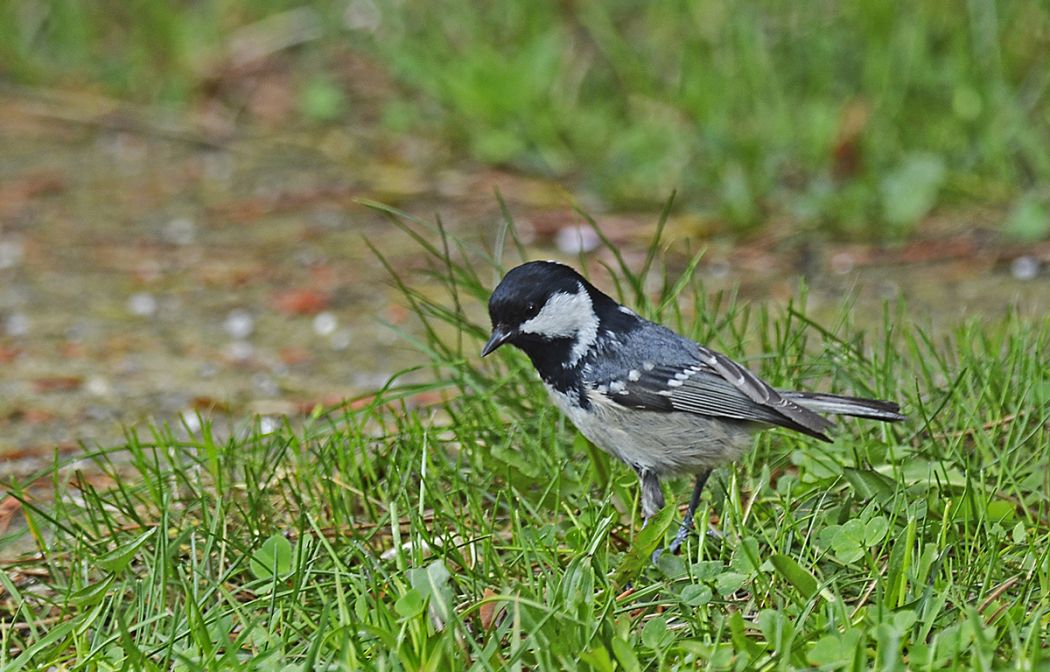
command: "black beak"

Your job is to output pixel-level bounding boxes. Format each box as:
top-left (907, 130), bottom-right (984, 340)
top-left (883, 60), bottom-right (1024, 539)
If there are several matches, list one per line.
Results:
top-left (481, 325), bottom-right (514, 357)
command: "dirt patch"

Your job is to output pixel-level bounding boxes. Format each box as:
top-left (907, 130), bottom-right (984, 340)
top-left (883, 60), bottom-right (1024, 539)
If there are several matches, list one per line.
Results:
top-left (1, 93), bottom-right (1047, 479)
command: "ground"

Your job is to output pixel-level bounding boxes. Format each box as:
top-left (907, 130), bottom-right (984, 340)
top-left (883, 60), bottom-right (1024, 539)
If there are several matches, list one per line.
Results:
top-left (2, 90), bottom-right (1047, 474)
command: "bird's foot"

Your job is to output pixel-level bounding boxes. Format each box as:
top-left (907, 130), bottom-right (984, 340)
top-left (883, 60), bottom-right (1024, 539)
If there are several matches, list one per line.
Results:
top-left (651, 525), bottom-right (721, 564)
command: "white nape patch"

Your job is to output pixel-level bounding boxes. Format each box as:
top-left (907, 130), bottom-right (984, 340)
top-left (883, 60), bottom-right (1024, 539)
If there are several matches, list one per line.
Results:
top-left (627, 369), bottom-right (641, 381)
top-left (519, 282), bottom-right (599, 367)
top-left (667, 378), bottom-right (683, 387)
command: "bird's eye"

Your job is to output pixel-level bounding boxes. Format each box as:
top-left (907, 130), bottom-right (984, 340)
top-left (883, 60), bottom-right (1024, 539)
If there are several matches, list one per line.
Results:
top-left (526, 302), bottom-right (538, 314)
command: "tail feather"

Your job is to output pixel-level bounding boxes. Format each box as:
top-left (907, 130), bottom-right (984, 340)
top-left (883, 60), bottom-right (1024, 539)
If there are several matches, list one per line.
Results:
top-left (781, 391), bottom-right (905, 422)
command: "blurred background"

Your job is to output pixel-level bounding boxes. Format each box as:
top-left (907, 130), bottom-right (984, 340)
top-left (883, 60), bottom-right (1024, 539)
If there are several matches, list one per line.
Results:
top-left (1, 0), bottom-right (1048, 470)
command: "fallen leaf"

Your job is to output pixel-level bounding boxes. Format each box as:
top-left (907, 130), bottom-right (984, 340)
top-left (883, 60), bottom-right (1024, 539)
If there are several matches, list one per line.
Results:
top-left (22, 408), bottom-right (57, 424)
top-left (0, 171), bottom-right (66, 218)
top-left (191, 396), bottom-right (232, 413)
top-left (478, 588), bottom-right (503, 630)
top-left (59, 342), bottom-right (86, 358)
top-left (385, 304), bottom-right (410, 325)
top-left (832, 100), bottom-right (870, 181)
top-left (272, 289), bottom-right (328, 315)
top-left (0, 496), bottom-right (23, 535)
top-left (279, 346), bottom-right (312, 365)
top-left (32, 376), bottom-right (83, 392)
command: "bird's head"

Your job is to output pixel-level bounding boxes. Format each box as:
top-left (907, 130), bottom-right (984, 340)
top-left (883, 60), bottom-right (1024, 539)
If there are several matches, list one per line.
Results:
top-left (482, 261), bottom-right (625, 367)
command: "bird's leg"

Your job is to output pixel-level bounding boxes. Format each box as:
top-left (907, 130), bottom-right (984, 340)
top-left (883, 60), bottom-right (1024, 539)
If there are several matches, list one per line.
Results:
top-left (637, 469), bottom-right (664, 524)
top-left (634, 468), bottom-right (670, 564)
top-left (667, 469), bottom-right (712, 554)
top-left (636, 467), bottom-right (662, 532)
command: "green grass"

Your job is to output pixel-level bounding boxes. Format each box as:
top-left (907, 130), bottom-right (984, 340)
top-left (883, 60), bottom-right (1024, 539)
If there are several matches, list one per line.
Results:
top-left (2, 209), bottom-right (1049, 669)
top-left (4, 1), bottom-right (1049, 237)
top-left (372, 0), bottom-right (1050, 234)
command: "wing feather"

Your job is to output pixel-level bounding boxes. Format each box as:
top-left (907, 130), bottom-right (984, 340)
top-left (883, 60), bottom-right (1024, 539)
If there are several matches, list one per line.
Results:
top-left (592, 348), bottom-right (834, 441)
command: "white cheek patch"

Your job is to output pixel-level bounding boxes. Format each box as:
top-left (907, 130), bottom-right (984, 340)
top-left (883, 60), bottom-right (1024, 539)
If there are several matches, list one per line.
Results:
top-left (519, 283), bottom-right (599, 367)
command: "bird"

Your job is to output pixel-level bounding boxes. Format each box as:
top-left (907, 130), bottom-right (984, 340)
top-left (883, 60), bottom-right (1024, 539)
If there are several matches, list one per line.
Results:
top-left (481, 260), bottom-right (904, 555)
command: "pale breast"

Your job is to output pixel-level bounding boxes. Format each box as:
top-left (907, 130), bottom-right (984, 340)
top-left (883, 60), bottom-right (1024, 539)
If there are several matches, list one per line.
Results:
top-left (545, 385), bottom-right (756, 475)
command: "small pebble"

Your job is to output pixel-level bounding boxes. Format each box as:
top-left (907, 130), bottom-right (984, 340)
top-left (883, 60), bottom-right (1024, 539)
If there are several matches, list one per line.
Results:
top-left (128, 292), bottom-right (157, 317)
top-left (85, 406), bottom-right (115, 422)
top-left (512, 219), bottom-right (537, 245)
top-left (1010, 256), bottom-right (1040, 281)
top-left (878, 281), bottom-right (900, 300)
top-left (181, 411), bottom-right (202, 433)
top-left (829, 252), bottom-right (855, 275)
top-left (224, 309), bottom-right (254, 339)
top-left (252, 372), bottom-right (279, 396)
top-left (85, 376), bottom-right (111, 397)
top-left (344, 0), bottom-right (381, 31)
top-left (0, 240), bottom-right (24, 270)
top-left (294, 249), bottom-right (321, 267)
top-left (330, 329), bottom-right (352, 351)
top-left (163, 217), bottom-right (196, 246)
top-left (224, 340), bottom-right (254, 362)
top-left (4, 312), bottom-right (29, 336)
top-left (202, 151), bottom-right (234, 183)
top-left (555, 225), bottom-right (600, 254)
top-left (313, 311), bottom-right (338, 336)
top-left (104, 132), bottom-right (148, 165)
top-left (706, 261), bottom-right (731, 279)
top-left (259, 416), bottom-right (280, 435)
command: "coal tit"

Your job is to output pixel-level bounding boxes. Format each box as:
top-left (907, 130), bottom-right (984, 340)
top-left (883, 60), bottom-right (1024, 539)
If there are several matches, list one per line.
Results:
top-left (482, 260), bottom-right (904, 553)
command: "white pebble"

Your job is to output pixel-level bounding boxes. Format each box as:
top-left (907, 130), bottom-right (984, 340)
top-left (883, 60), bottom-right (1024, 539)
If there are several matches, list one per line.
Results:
top-left (85, 376), bottom-right (111, 396)
top-left (1010, 256), bottom-right (1040, 281)
top-left (312, 311), bottom-right (338, 336)
top-left (180, 411), bottom-right (202, 433)
top-left (4, 312), bottom-right (29, 336)
top-left (224, 309), bottom-right (254, 339)
top-left (128, 292), bottom-right (157, 317)
top-left (555, 225), bottom-right (600, 254)
top-left (163, 217), bottom-right (196, 246)
top-left (259, 416), bottom-right (280, 435)
top-left (0, 240), bottom-right (24, 270)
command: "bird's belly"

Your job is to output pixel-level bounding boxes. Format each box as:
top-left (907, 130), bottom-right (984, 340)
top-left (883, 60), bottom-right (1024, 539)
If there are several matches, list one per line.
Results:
top-left (546, 386), bottom-right (755, 474)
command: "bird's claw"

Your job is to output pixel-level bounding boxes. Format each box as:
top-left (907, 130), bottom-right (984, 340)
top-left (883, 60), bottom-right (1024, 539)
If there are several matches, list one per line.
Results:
top-left (651, 525), bottom-right (721, 564)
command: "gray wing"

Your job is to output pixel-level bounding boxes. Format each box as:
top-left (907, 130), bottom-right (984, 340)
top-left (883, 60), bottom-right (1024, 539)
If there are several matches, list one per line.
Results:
top-left (587, 324), bottom-right (835, 441)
